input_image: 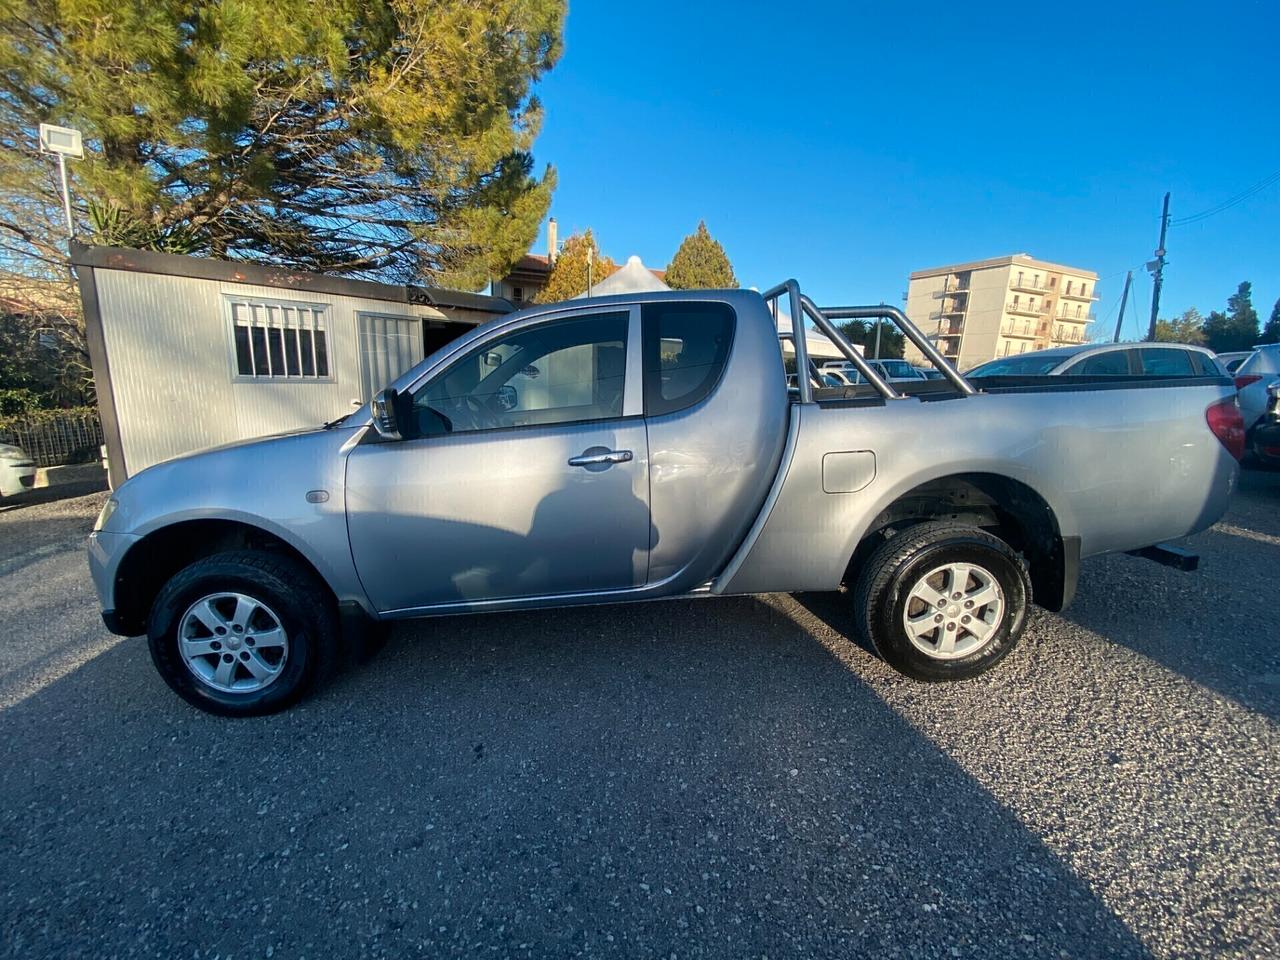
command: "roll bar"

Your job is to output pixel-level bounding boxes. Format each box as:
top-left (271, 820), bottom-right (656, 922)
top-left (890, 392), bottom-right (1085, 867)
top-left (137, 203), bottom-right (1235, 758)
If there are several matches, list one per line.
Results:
top-left (761, 279), bottom-right (976, 400)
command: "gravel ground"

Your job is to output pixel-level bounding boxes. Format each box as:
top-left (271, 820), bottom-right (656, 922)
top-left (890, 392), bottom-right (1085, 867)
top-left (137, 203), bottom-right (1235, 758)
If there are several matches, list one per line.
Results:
top-left (1, 471), bottom-right (1277, 959)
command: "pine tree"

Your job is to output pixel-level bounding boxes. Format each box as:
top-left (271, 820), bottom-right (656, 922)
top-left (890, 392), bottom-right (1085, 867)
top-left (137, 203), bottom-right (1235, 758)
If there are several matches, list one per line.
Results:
top-left (0, 0), bottom-right (565, 289)
top-left (664, 221), bottom-right (738, 290)
top-left (533, 231), bottom-right (617, 303)
top-left (1153, 308), bottom-right (1206, 345)
top-left (1260, 298), bottom-right (1280, 345)
top-left (1203, 282), bottom-right (1262, 352)
top-left (835, 320), bottom-right (906, 359)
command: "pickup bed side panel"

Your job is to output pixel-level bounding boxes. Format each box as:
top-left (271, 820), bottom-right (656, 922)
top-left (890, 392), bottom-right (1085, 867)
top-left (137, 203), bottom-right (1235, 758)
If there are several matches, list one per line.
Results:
top-left (719, 384), bottom-right (1237, 596)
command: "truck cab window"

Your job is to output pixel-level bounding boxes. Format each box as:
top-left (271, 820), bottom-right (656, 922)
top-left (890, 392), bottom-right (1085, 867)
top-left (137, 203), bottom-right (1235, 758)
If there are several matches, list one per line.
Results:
top-left (642, 301), bottom-right (735, 417)
top-left (1139, 348), bottom-right (1195, 377)
top-left (1069, 351), bottom-right (1131, 376)
top-left (410, 312), bottom-right (629, 436)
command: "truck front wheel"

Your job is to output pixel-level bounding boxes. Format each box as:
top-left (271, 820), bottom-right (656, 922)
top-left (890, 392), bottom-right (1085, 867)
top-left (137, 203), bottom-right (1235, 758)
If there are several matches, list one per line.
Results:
top-left (146, 550), bottom-right (338, 716)
top-left (853, 522), bottom-right (1031, 681)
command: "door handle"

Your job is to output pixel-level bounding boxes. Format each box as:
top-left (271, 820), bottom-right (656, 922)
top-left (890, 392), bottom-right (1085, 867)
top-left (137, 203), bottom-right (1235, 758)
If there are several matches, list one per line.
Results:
top-left (568, 449), bottom-right (633, 467)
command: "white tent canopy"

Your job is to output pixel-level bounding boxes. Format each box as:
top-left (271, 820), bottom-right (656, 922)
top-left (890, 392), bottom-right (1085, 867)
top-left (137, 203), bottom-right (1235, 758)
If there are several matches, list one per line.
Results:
top-left (772, 310), bottom-right (861, 361)
top-left (574, 255), bottom-right (670, 297)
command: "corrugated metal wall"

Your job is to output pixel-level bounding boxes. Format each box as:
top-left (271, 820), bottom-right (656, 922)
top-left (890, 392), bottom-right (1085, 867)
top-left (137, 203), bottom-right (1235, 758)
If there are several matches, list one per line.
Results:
top-left (357, 312), bottom-right (424, 400)
top-left (94, 271), bottom-right (495, 476)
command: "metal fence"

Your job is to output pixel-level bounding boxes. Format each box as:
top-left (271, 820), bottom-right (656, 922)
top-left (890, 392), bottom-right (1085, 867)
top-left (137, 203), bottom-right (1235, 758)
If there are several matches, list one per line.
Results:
top-left (0, 409), bottom-right (103, 467)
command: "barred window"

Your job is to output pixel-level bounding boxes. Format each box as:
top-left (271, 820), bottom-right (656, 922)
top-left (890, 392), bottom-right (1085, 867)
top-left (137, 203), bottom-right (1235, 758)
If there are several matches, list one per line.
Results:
top-left (228, 298), bottom-right (330, 379)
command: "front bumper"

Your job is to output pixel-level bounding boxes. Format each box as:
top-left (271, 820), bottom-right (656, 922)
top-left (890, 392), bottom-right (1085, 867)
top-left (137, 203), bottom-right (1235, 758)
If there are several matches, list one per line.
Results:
top-left (0, 461), bottom-right (36, 497)
top-left (87, 530), bottom-right (139, 628)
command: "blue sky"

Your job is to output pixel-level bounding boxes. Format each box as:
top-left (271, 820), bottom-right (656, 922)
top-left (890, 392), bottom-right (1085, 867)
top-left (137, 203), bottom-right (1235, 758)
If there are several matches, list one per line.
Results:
top-left (530, 0), bottom-right (1279, 337)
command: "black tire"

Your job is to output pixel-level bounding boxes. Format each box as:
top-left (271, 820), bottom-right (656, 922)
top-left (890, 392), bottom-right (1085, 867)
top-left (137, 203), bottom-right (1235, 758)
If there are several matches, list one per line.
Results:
top-left (147, 550), bottom-right (338, 716)
top-left (852, 522), bottom-right (1031, 681)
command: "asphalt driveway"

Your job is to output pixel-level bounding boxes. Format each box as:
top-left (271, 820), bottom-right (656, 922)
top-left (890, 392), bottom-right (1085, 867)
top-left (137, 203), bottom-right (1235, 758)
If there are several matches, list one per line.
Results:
top-left (1, 471), bottom-right (1277, 959)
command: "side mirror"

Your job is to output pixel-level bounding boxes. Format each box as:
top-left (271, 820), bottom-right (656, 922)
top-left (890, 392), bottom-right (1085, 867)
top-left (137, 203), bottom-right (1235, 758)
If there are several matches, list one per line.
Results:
top-left (370, 387), bottom-right (403, 441)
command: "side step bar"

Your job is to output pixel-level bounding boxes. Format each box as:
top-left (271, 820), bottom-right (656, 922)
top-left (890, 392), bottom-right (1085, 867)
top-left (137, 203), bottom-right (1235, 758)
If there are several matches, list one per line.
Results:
top-left (1125, 543), bottom-right (1199, 572)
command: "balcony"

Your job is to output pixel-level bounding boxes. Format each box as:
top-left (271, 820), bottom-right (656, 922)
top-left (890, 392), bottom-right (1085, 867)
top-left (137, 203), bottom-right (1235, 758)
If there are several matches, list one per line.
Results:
top-left (930, 306), bottom-right (967, 321)
top-left (1006, 301), bottom-right (1049, 317)
top-left (1060, 288), bottom-right (1099, 302)
top-left (932, 285), bottom-right (970, 299)
top-left (1000, 323), bottom-right (1039, 338)
top-left (1009, 277), bottom-right (1052, 294)
top-left (1052, 330), bottom-right (1089, 344)
top-left (1054, 312), bottom-right (1097, 323)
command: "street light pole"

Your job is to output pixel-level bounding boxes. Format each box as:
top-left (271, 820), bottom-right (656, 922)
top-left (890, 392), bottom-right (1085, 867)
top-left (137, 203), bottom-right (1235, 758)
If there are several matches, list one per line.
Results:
top-left (38, 123), bottom-right (84, 243)
top-left (57, 153), bottom-right (74, 239)
top-left (1113, 270), bottom-right (1133, 343)
top-left (1146, 192), bottom-right (1170, 341)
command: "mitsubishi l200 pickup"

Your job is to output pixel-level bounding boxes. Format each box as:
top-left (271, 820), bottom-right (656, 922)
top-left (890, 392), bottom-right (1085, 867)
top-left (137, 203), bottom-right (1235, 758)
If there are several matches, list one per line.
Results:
top-left (89, 280), bottom-right (1243, 715)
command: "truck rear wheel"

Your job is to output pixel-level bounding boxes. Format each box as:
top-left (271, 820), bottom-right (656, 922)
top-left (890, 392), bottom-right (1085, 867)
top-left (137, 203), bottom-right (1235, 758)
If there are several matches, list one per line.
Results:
top-left (146, 550), bottom-right (338, 716)
top-left (853, 522), bottom-right (1031, 681)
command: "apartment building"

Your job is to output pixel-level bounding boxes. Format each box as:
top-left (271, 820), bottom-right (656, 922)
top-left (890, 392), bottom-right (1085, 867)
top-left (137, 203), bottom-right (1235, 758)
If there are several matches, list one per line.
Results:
top-left (904, 254), bottom-right (1099, 371)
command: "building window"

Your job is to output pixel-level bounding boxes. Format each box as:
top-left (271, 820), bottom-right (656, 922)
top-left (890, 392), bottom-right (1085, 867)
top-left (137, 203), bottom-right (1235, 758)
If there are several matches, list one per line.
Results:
top-left (1033, 274), bottom-right (1040, 287)
top-left (1049, 276), bottom-right (1057, 288)
top-left (1076, 304), bottom-right (1083, 318)
top-left (511, 285), bottom-right (526, 302)
top-left (1065, 280), bottom-right (1073, 295)
top-left (228, 297), bottom-right (330, 380)
top-left (1080, 283), bottom-right (1088, 298)
top-left (1016, 271), bottom-right (1024, 286)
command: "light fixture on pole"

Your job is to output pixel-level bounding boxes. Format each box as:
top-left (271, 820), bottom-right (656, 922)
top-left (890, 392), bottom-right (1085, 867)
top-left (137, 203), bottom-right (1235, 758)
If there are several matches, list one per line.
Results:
top-left (39, 123), bottom-right (83, 240)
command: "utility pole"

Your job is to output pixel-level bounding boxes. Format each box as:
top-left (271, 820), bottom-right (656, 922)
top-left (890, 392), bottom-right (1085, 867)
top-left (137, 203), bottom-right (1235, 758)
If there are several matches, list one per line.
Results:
top-left (1146, 192), bottom-right (1170, 341)
top-left (1113, 271), bottom-right (1133, 343)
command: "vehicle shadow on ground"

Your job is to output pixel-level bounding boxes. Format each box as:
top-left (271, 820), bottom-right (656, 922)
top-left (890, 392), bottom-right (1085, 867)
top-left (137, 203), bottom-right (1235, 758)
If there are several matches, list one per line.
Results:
top-left (1058, 466), bottom-right (1280, 723)
top-left (1, 598), bottom-right (1150, 960)
top-left (0, 477), bottom-right (108, 513)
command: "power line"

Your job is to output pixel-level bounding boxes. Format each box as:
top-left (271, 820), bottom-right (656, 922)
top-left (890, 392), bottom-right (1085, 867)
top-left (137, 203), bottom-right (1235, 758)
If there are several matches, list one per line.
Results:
top-left (1169, 168), bottom-right (1280, 226)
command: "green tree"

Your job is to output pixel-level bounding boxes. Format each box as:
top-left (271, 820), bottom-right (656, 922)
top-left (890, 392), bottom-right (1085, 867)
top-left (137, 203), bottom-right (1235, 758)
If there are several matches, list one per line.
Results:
top-left (1260, 297), bottom-right (1280, 345)
top-left (664, 221), bottom-right (737, 290)
top-left (1153, 307), bottom-right (1206, 345)
top-left (1202, 282), bottom-right (1261, 352)
top-left (835, 319), bottom-right (905, 359)
top-left (533, 230), bottom-right (617, 303)
top-left (0, 0), bottom-right (564, 288)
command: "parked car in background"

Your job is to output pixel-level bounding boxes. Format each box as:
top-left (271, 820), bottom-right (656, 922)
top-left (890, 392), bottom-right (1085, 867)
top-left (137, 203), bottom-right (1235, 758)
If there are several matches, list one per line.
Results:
top-left (1248, 381), bottom-right (1280, 466)
top-left (0, 443), bottom-right (37, 500)
top-left (1233, 344), bottom-right (1280, 433)
top-left (967, 342), bottom-right (1223, 379)
top-left (1215, 351), bottom-right (1254, 374)
top-left (820, 358), bottom-right (926, 384)
top-left (912, 366), bottom-right (946, 380)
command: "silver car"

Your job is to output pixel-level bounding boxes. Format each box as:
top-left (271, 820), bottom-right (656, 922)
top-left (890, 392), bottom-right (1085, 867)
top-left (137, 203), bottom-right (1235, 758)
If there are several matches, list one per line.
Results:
top-left (968, 342), bottom-right (1224, 378)
top-left (89, 283), bottom-right (1240, 715)
top-left (1234, 343), bottom-right (1280, 433)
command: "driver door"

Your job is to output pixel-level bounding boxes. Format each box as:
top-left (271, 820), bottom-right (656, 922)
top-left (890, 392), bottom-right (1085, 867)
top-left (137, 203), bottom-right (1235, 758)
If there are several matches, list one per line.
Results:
top-left (345, 307), bottom-right (651, 613)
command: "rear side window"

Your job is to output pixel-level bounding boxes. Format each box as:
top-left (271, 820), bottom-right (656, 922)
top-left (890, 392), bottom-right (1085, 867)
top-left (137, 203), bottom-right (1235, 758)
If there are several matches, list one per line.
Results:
top-left (1139, 348), bottom-right (1195, 377)
top-left (642, 302), bottom-right (735, 416)
top-left (1069, 351), bottom-right (1131, 376)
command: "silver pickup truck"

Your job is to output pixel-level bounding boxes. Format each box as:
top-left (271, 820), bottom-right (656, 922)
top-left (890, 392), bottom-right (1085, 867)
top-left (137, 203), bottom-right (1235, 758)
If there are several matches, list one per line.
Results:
top-left (88, 280), bottom-right (1243, 715)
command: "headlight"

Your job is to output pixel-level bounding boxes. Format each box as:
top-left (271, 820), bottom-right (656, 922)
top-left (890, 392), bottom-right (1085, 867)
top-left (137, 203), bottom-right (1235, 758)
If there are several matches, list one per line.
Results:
top-left (0, 443), bottom-right (26, 460)
top-left (94, 497), bottom-right (118, 532)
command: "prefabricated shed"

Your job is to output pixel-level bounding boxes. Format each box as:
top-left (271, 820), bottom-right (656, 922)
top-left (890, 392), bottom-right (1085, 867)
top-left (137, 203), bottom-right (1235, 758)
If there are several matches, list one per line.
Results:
top-left (72, 243), bottom-right (513, 488)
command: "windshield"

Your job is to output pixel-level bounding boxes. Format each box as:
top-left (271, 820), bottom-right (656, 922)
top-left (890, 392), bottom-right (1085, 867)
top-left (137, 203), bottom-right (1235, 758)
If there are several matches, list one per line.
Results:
top-left (877, 359), bottom-right (922, 378)
top-left (967, 355), bottom-right (1066, 377)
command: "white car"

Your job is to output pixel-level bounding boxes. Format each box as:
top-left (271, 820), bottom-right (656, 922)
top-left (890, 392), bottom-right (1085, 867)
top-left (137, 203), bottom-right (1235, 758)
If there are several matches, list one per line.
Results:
top-left (1233, 343), bottom-right (1280, 432)
top-left (0, 442), bottom-right (37, 499)
top-left (820, 358), bottom-right (927, 384)
top-left (1215, 351), bottom-right (1254, 374)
